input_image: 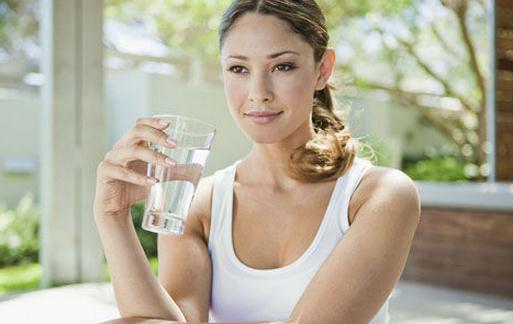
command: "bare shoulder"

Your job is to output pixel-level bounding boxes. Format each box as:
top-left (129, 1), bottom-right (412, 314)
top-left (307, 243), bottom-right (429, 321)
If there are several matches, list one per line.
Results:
top-left (363, 166), bottom-right (419, 197)
top-left (188, 174), bottom-right (216, 242)
top-left (349, 165), bottom-right (420, 224)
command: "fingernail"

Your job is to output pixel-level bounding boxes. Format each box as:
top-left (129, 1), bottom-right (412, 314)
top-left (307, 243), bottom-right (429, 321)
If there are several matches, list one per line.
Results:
top-left (159, 119), bottom-right (170, 126)
top-left (166, 137), bottom-right (177, 146)
top-left (147, 177), bottom-right (157, 185)
top-left (165, 158), bottom-right (175, 166)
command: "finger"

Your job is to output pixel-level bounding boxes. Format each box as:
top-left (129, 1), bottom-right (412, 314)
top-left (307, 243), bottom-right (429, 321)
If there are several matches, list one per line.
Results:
top-left (105, 145), bottom-right (177, 167)
top-left (114, 123), bottom-right (177, 150)
top-left (136, 116), bottom-right (170, 129)
top-left (98, 160), bottom-right (157, 186)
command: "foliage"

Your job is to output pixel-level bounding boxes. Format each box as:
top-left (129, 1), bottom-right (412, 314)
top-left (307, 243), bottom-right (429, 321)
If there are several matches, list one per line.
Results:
top-left (0, 262), bottom-right (41, 294)
top-left (103, 0), bottom-right (486, 182)
top-left (0, 0), bottom-right (39, 54)
top-left (0, 193), bottom-right (40, 267)
top-left (0, 257), bottom-right (159, 295)
top-left (403, 155), bottom-right (470, 182)
top-left (358, 136), bottom-right (400, 168)
top-left (0, 198), bottom-right (157, 295)
top-left (0, 196), bottom-right (155, 270)
top-left (2, 0), bottom-right (489, 183)
top-left (104, 0), bottom-right (412, 63)
top-left (131, 201), bottom-right (158, 258)
top-left (104, 0), bottom-right (231, 62)
top-left (336, 0), bottom-right (489, 180)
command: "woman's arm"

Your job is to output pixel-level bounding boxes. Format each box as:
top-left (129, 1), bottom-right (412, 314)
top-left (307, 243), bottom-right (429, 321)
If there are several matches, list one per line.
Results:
top-left (157, 175), bottom-right (215, 322)
top-left (289, 168), bottom-right (421, 324)
top-left (95, 213), bottom-right (186, 320)
top-left (96, 175), bottom-right (214, 322)
top-left (94, 117), bottom-right (188, 320)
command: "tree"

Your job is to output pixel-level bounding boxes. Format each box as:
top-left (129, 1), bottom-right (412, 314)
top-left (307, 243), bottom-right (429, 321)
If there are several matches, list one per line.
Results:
top-left (2, 0), bottom-right (488, 180)
top-left (334, 0), bottom-right (488, 180)
top-left (104, 0), bottom-right (411, 63)
top-left (0, 0), bottom-right (39, 89)
top-left (105, 0), bottom-right (486, 180)
top-left (0, 0), bottom-right (39, 54)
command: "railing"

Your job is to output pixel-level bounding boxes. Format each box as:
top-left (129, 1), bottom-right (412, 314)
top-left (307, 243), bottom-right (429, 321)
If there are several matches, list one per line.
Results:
top-left (417, 181), bottom-right (513, 212)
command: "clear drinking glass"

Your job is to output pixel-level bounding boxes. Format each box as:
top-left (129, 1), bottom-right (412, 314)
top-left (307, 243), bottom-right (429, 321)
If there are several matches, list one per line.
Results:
top-left (142, 114), bottom-right (216, 235)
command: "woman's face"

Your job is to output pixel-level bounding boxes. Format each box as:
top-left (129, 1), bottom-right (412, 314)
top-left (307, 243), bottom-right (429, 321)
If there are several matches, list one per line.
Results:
top-left (220, 12), bottom-right (329, 145)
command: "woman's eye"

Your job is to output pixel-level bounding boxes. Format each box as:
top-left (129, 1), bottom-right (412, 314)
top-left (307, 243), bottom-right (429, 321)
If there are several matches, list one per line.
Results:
top-left (227, 63), bottom-right (296, 74)
top-left (228, 65), bottom-right (248, 74)
top-left (273, 63), bottom-right (295, 72)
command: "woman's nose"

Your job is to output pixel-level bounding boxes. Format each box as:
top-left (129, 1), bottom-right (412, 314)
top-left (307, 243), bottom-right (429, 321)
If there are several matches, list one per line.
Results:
top-left (248, 74), bottom-right (274, 104)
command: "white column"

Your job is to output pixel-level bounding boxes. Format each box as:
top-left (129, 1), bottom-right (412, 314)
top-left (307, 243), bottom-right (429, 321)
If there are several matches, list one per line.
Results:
top-left (40, 0), bottom-right (105, 286)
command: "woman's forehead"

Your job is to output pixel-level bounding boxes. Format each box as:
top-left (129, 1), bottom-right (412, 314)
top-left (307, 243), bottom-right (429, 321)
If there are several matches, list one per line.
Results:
top-left (221, 13), bottom-right (311, 59)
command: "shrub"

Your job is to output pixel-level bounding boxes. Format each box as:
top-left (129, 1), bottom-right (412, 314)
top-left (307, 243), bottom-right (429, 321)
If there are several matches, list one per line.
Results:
top-left (403, 155), bottom-right (470, 182)
top-left (0, 196), bottom-right (158, 267)
top-left (0, 263), bottom-right (41, 293)
top-left (0, 193), bottom-right (40, 267)
top-left (131, 201), bottom-right (158, 258)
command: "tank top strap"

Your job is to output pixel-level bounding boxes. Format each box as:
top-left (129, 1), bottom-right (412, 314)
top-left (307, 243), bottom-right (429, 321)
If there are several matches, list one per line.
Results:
top-left (208, 159), bottom-right (240, 252)
top-left (336, 157), bottom-right (374, 232)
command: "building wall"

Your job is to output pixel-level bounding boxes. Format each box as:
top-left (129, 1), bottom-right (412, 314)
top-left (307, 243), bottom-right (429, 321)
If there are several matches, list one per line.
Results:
top-left (0, 92), bottom-right (40, 207)
top-left (105, 69), bottom-right (150, 151)
top-left (496, 0), bottom-right (513, 181)
top-left (148, 73), bottom-right (254, 175)
top-left (105, 70), bottom-right (253, 177)
top-left (349, 96), bottom-right (450, 167)
top-left (402, 207), bottom-right (513, 299)
top-left (0, 70), bottom-right (254, 207)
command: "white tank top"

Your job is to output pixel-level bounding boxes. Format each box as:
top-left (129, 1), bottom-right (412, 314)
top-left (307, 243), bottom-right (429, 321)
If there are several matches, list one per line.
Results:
top-left (207, 158), bottom-right (391, 323)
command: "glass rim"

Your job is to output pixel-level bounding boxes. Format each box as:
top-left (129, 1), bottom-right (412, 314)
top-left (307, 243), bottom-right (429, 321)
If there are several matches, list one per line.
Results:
top-left (152, 114), bottom-right (216, 134)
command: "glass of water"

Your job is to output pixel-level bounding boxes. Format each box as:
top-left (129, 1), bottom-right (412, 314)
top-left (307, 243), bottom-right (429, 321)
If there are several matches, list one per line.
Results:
top-left (142, 114), bottom-right (216, 235)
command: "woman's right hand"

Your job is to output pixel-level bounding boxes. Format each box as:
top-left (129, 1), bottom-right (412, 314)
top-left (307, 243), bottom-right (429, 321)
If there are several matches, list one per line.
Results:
top-left (94, 117), bottom-right (177, 220)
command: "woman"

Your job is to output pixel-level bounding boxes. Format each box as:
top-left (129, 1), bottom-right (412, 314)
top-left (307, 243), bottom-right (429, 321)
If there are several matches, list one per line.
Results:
top-left (94, 1), bottom-right (420, 323)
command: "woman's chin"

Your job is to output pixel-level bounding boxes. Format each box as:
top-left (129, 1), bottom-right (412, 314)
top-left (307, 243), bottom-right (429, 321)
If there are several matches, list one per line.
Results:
top-left (241, 130), bottom-right (284, 145)
top-left (249, 136), bottom-right (280, 145)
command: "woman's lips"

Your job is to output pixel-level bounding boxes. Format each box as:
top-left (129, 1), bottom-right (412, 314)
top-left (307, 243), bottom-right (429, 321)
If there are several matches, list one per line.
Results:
top-left (245, 111), bottom-right (283, 124)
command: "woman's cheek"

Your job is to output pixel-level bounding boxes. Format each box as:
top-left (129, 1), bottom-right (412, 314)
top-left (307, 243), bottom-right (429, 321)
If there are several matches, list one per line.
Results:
top-left (224, 79), bottom-right (246, 111)
top-left (279, 75), bottom-right (313, 105)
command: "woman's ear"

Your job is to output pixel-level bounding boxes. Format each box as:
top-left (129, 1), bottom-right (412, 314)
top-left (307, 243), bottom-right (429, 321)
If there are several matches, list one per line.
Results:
top-left (315, 49), bottom-right (336, 91)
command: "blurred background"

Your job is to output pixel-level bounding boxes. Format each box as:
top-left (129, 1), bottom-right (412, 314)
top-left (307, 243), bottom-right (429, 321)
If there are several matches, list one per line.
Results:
top-left (0, 0), bottom-right (512, 323)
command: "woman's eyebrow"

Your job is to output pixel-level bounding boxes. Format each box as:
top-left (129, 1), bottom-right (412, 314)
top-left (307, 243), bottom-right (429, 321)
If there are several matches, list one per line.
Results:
top-left (225, 50), bottom-right (300, 61)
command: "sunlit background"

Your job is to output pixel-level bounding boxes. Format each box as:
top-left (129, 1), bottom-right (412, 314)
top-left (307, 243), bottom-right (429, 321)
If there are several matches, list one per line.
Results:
top-left (0, 0), bottom-right (512, 323)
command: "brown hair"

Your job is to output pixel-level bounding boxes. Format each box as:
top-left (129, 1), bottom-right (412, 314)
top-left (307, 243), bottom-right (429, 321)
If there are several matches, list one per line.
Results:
top-left (219, 0), bottom-right (359, 183)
